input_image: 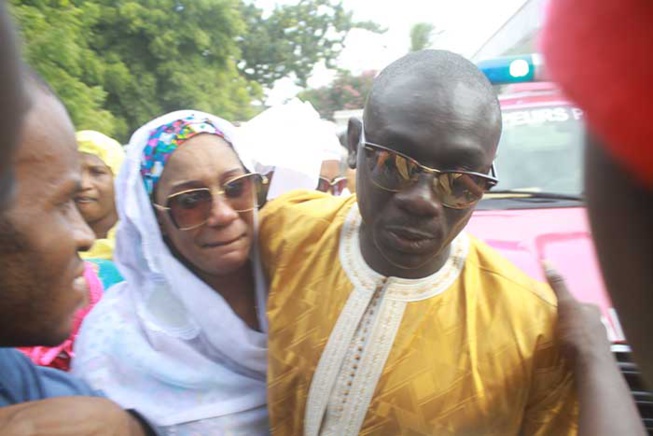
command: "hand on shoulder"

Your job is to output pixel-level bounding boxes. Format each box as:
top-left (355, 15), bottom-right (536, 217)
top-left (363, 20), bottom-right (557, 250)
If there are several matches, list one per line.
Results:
top-left (544, 261), bottom-right (614, 369)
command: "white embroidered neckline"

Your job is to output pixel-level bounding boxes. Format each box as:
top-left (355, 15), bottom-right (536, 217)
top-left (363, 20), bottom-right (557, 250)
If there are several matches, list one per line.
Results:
top-left (339, 205), bottom-right (469, 302)
top-left (304, 205), bottom-right (471, 436)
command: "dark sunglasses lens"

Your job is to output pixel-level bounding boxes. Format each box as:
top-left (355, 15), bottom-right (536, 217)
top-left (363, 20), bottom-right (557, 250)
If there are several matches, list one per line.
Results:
top-left (437, 173), bottom-right (489, 208)
top-left (316, 177), bottom-right (331, 193)
top-left (366, 147), bottom-right (417, 191)
top-left (224, 174), bottom-right (258, 211)
top-left (168, 189), bottom-right (212, 229)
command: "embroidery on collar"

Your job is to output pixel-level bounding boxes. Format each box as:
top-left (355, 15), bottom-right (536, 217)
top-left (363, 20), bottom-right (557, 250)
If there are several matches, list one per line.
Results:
top-left (338, 205), bottom-right (469, 302)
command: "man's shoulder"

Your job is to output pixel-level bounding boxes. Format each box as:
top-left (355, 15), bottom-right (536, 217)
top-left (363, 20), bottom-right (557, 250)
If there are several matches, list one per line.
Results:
top-left (0, 348), bottom-right (98, 406)
top-left (262, 190), bottom-right (355, 222)
top-left (260, 190), bottom-right (356, 243)
top-left (465, 235), bottom-right (556, 308)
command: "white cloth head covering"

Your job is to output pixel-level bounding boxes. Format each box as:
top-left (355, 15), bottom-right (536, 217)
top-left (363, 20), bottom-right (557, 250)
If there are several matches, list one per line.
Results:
top-left (238, 98), bottom-right (336, 199)
top-left (317, 120), bottom-right (344, 163)
top-left (72, 110), bottom-right (269, 434)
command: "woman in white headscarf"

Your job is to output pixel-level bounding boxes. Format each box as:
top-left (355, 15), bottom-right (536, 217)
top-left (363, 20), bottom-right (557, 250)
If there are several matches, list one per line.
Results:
top-left (73, 111), bottom-right (269, 434)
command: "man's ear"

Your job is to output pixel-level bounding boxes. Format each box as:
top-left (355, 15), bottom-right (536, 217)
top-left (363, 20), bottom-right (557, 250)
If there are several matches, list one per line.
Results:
top-left (347, 117), bottom-right (362, 169)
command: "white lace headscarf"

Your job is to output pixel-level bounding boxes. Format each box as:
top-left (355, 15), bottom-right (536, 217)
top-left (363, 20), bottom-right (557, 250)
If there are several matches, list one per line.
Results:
top-left (73, 110), bottom-right (269, 434)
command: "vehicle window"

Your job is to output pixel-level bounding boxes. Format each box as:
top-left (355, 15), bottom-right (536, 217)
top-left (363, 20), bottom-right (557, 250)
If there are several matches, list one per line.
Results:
top-left (495, 105), bottom-right (585, 195)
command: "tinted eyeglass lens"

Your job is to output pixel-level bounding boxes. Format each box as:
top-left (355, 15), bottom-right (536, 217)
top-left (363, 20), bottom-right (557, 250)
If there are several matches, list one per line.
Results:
top-left (224, 174), bottom-right (258, 211)
top-left (168, 189), bottom-right (213, 229)
top-left (316, 177), bottom-right (331, 193)
top-left (316, 177), bottom-right (348, 195)
top-left (365, 147), bottom-right (419, 191)
top-left (436, 173), bottom-right (487, 209)
top-left (166, 174), bottom-right (260, 230)
top-left (366, 145), bottom-right (490, 209)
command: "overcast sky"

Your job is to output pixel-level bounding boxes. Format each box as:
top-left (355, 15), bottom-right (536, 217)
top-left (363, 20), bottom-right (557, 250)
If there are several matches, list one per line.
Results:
top-left (261, 0), bottom-right (529, 104)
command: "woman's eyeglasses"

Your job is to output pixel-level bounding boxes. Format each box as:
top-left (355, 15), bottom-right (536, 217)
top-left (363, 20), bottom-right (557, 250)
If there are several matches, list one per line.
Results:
top-left (360, 129), bottom-right (497, 209)
top-left (317, 176), bottom-right (348, 196)
top-left (153, 173), bottom-right (267, 231)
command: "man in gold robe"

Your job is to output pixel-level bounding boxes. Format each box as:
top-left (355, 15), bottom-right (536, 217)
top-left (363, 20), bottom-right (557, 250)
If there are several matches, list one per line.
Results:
top-left (260, 50), bottom-right (577, 435)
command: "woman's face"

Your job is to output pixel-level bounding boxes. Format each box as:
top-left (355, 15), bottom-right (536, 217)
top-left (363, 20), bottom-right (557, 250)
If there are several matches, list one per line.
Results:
top-left (155, 134), bottom-right (254, 277)
top-left (76, 152), bottom-right (116, 227)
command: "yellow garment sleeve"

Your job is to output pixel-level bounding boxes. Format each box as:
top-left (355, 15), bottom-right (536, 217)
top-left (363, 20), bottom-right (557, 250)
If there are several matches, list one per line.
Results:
top-left (521, 282), bottom-right (578, 435)
top-left (260, 190), bottom-right (319, 283)
top-left (259, 189), bottom-right (352, 286)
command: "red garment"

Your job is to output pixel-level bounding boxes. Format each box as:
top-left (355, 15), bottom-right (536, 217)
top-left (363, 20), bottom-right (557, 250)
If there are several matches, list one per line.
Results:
top-left (18, 262), bottom-right (104, 371)
top-left (541, 0), bottom-right (653, 188)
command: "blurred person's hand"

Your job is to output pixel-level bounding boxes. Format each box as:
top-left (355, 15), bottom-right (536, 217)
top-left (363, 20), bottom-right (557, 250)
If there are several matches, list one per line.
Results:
top-left (544, 261), bottom-right (646, 435)
top-left (544, 261), bottom-right (613, 368)
top-left (0, 397), bottom-right (154, 435)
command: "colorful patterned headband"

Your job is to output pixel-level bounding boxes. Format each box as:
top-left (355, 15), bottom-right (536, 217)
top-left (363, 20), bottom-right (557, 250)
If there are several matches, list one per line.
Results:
top-left (140, 116), bottom-right (228, 195)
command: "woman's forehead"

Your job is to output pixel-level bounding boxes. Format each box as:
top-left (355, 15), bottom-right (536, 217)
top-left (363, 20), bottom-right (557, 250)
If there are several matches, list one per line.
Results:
top-left (80, 152), bottom-right (107, 167)
top-left (159, 136), bottom-right (243, 185)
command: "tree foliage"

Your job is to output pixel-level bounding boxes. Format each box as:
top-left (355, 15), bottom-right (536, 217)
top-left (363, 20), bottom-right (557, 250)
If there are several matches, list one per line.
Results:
top-left (11, 0), bottom-right (380, 141)
top-left (11, 0), bottom-right (116, 134)
top-left (298, 69), bottom-right (376, 120)
top-left (12, 0), bottom-right (262, 141)
top-left (83, 0), bottom-right (261, 140)
top-left (410, 22), bottom-right (436, 52)
top-left (238, 0), bottom-right (382, 89)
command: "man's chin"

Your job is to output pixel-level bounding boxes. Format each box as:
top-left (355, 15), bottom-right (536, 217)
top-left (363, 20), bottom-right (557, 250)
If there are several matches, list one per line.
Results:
top-left (380, 251), bottom-right (437, 271)
top-left (4, 329), bottom-right (71, 348)
top-left (375, 236), bottom-right (444, 273)
top-left (38, 315), bottom-right (76, 347)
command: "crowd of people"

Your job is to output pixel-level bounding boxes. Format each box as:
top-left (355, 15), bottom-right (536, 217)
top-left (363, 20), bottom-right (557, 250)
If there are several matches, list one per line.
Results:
top-left (0, 0), bottom-right (651, 434)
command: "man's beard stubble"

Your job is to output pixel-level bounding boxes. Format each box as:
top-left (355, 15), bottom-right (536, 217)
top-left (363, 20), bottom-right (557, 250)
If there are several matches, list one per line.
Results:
top-left (0, 214), bottom-right (54, 347)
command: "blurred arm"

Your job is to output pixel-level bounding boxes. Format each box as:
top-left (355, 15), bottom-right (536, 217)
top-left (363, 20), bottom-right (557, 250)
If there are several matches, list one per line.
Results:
top-left (545, 264), bottom-right (646, 436)
top-left (0, 397), bottom-right (153, 436)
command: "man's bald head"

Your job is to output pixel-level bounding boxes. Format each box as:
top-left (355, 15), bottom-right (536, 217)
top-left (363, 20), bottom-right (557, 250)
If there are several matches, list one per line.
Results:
top-left (363, 50), bottom-right (501, 164)
top-left (369, 50), bottom-right (497, 100)
top-left (349, 49), bottom-right (502, 278)
top-left (364, 50), bottom-right (501, 157)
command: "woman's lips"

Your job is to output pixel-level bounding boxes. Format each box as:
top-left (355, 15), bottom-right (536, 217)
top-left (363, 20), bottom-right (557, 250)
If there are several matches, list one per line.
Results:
top-left (202, 234), bottom-right (245, 249)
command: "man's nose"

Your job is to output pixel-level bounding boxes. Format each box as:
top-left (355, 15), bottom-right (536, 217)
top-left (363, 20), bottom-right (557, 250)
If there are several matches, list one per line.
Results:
top-left (394, 175), bottom-right (442, 217)
top-left (73, 207), bottom-right (95, 252)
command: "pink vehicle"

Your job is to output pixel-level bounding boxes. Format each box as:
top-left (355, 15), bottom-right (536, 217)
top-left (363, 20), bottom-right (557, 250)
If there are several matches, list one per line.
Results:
top-left (468, 61), bottom-right (653, 431)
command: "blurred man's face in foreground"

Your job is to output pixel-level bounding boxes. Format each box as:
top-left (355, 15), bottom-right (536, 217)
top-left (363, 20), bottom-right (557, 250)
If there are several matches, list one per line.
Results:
top-left (0, 84), bottom-right (94, 347)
